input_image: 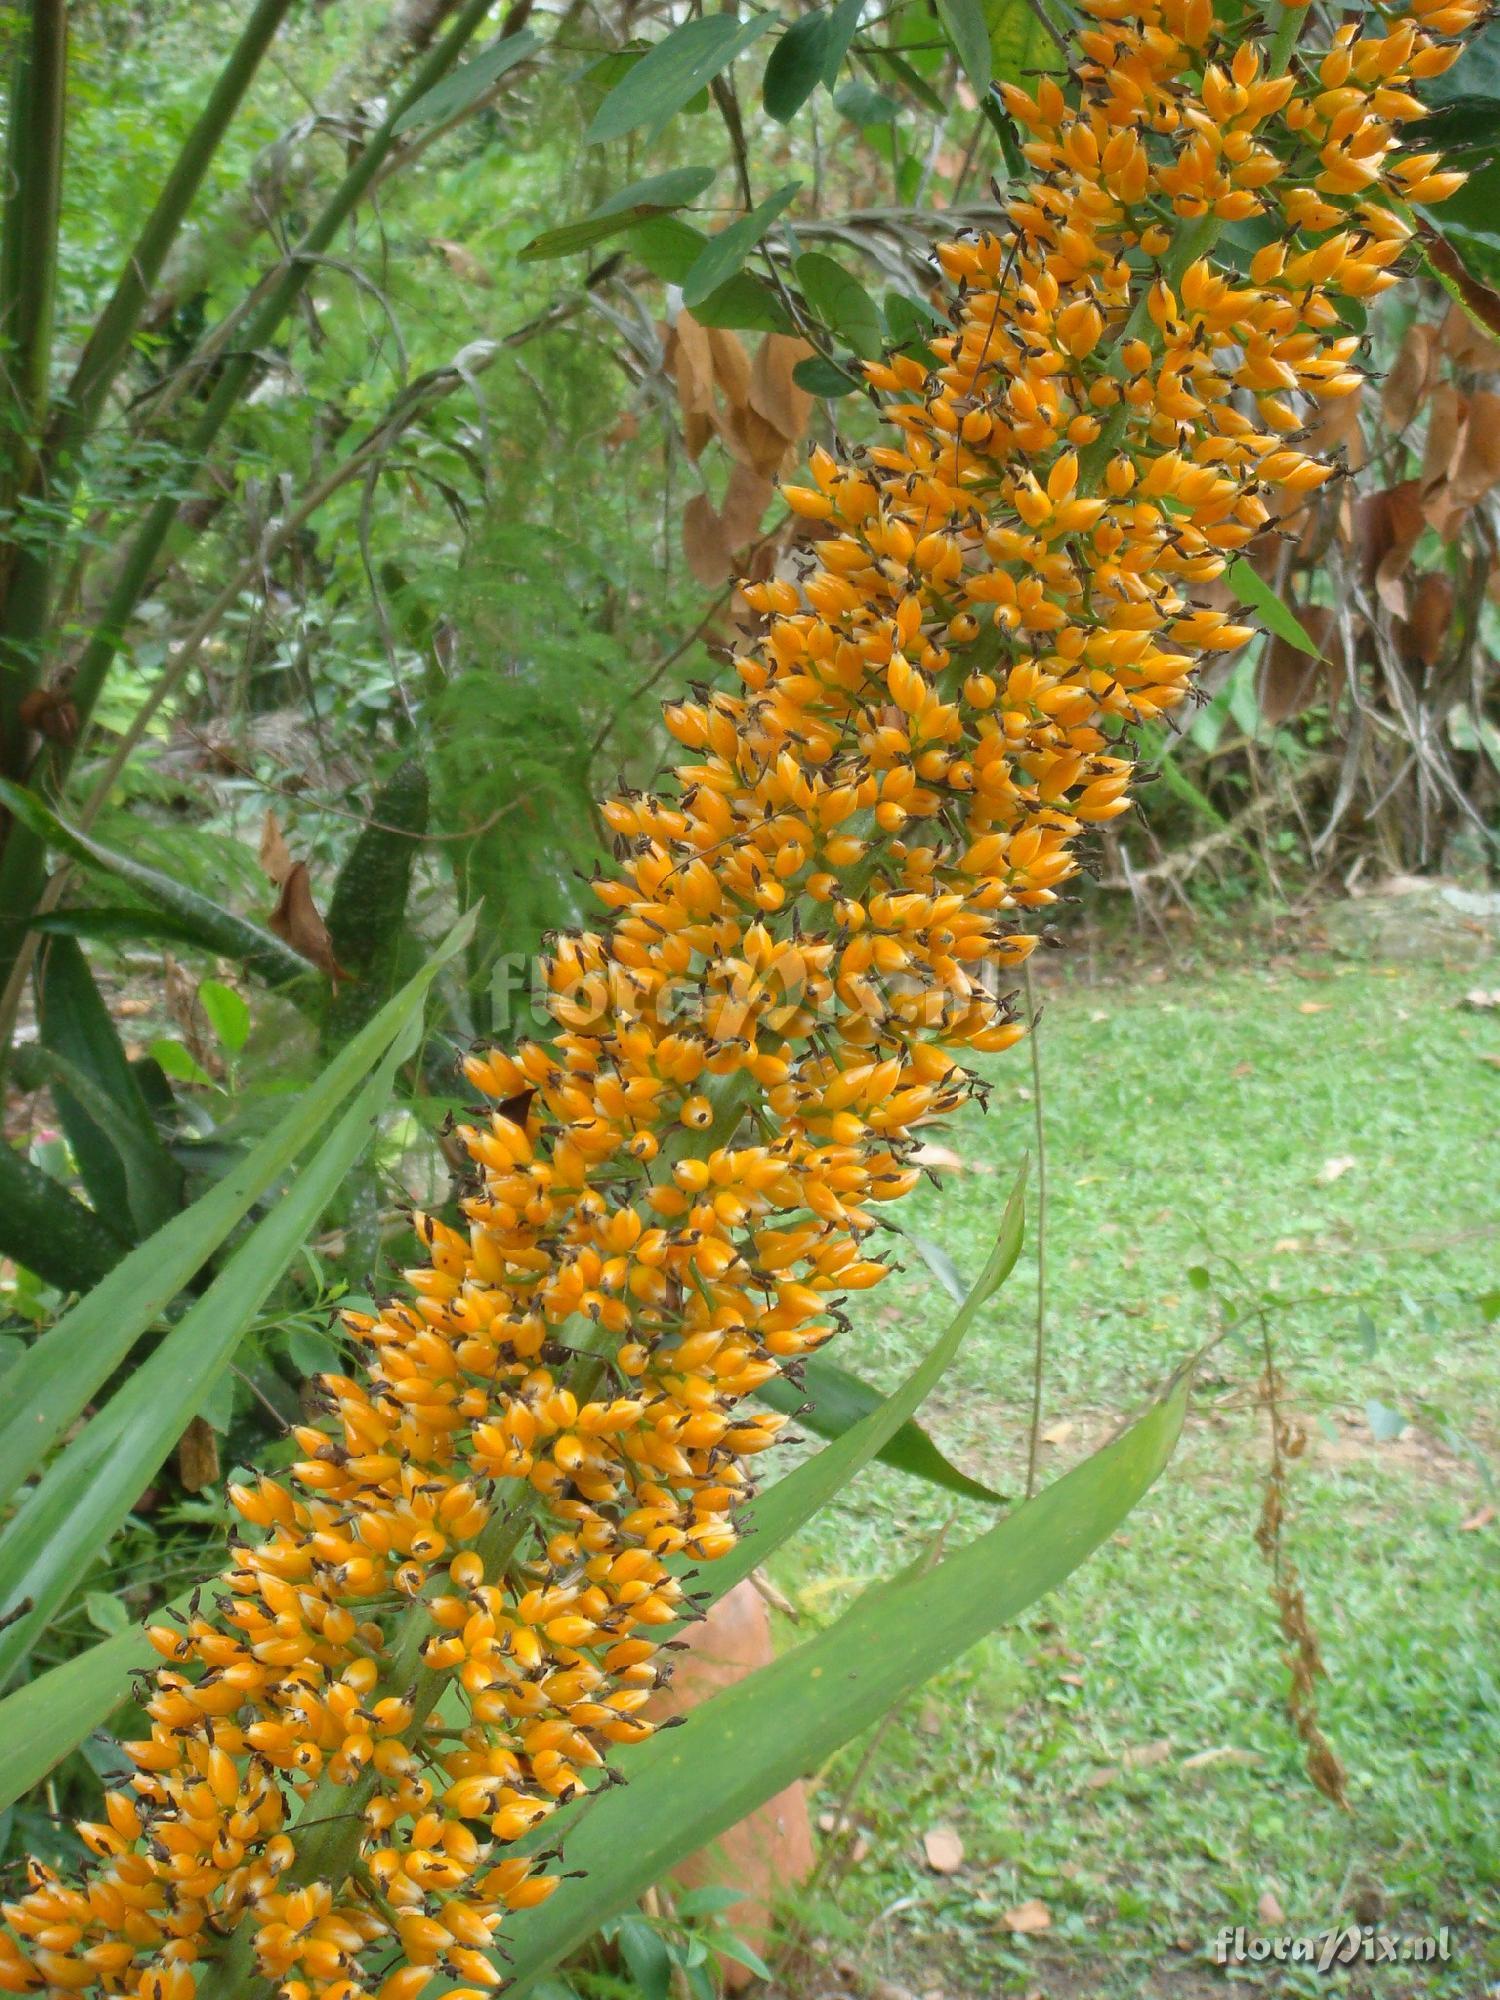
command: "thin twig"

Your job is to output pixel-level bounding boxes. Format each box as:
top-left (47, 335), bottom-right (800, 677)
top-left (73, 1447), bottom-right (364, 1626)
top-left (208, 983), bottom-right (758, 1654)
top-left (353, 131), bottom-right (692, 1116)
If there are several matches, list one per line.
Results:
top-left (1023, 957), bottom-right (1048, 1500)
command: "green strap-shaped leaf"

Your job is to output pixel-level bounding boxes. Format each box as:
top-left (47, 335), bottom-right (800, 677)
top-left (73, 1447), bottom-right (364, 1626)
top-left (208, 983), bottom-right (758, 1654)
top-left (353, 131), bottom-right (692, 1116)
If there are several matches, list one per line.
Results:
top-left (0, 911), bottom-right (475, 1515)
top-left (758, 1354), bottom-right (1006, 1504)
top-left (0, 1605), bottom-right (175, 1814)
top-left (692, 1160), bottom-right (1027, 1612)
top-left (38, 935), bottom-right (183, 1239)
top-left (0, 780), bottom-right (313, 991)
top-left (391, 27), bottom-right (539, 132)
top-left (501, 1374), bottom-right (1188, 1992)
top-left (29, 907), bottom-right (239, 950)
top-left (0, 1016), bottom-right (421, 1684)
top-left (586, 14), bottom-right (773, 145)
top-left (680, 182), bottom-right (802, 309)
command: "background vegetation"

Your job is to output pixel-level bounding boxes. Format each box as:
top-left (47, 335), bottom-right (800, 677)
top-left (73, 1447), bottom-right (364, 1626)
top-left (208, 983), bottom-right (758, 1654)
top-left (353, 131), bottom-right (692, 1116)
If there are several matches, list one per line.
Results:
top-left (1, 0), bottom-right (1496, 1994)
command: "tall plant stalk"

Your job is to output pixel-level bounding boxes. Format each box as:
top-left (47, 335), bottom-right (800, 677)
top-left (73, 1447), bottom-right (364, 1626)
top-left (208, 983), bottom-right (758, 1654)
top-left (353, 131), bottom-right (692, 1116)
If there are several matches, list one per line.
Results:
top-left (0, 0), bottom-right (67, 783)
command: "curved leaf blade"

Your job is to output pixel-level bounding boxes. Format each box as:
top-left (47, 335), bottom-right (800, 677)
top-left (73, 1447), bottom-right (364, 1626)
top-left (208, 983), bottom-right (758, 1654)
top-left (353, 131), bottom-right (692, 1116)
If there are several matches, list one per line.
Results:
top-left (392, 27), bottom-right (539, 133)
top-left (0, 911), bottom-right (475, 1515)
top-left (757, 1355), bottom-right (1005, 1504)
top-left (501, 1373), bottom-right (1188, 1991)
top-left (0, 1023), bottom-right (417, 1682)
top-left (0, 781), bottom-right (312, 991)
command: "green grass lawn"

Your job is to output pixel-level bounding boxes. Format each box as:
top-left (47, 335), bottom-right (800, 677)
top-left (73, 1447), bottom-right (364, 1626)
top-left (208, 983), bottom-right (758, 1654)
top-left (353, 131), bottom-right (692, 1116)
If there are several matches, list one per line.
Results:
top-left (771, 916), bottom-right (1499, 2000)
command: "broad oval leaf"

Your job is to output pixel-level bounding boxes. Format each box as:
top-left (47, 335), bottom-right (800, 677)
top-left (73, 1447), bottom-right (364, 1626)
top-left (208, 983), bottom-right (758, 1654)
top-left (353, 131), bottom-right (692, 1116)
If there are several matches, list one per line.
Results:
top-left (763, 0), bottom-right (863, 121)
top-left (795, 249), bottom-right (883, 357)
top-left (1227, 557), bottom-right (1321, 657)
top-left (520, 168), bottom-right (717, 264)
top-left (392, 28), bottom-right (539, 133)
top-left (679, 182), bottom-right (801, 309)
top-left (586, 14), bottom-right (772, 146)
top-left (590, 165), bottom-right (716, 218)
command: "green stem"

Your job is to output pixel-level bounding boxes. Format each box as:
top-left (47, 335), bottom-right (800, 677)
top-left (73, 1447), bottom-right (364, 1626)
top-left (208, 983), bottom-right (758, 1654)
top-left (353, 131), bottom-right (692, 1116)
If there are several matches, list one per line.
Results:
top-left (45, 0), bottom-right (298, 479)
top-left (0, 0), bottom-right (67, 778)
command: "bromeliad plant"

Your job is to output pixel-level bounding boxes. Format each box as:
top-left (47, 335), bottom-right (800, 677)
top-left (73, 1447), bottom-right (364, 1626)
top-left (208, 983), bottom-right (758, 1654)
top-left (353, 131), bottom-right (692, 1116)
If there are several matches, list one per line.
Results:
top-left (0, 0), bottom-right (1477, 1996)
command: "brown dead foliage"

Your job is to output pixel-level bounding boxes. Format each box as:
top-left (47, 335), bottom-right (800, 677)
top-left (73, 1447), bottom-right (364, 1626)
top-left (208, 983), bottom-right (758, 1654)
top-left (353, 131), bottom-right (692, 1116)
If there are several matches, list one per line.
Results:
top-left (660, 312), bottom-right (814, 584)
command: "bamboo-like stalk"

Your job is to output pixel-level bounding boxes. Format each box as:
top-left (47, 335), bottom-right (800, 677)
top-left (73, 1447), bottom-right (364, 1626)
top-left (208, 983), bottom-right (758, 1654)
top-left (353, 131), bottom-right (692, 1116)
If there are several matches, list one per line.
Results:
top-left (0, 0), bottom-right (523, 1046)
top-left (0, 0), bottom-right (68, 780)
top-left (45, 0), bottom-right (300, 480)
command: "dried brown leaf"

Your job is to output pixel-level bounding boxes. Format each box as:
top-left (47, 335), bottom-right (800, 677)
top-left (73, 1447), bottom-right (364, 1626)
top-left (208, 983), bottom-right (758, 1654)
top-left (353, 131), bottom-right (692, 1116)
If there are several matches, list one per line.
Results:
top-left (707, 326), bottom-right (752, 409)
top-left (1258, 1890), bottom-right (1286, 1926)
top-left (1121, 1738), bottom-right (1174, 1769)
top-left (177, 1415), bottom-right (220, 1494)
top-left (1368, 480), bottom-right (1426, 618)
top-left (1382, 322), bottom-right (1438, 432)
top-left (1405, 571), bottom-right (1453, 668)
top-left (430, 237), bottom-right (492, 287)
top-left (269, 862), bottom-right (348, 983)
top-left (748, 332), bottom-right (814, 445)
top-left (1422, 227), bottom-right (1500, 342)
top-left (670, 312), bottom-right (716, 418)
top-left (1448, 389), bottom-right (1500, 509)
top-left (259, 810), bottom-right (295, 888)
top-left (1258, 604), bottom-right (1338, 725)
top-left (682, 492), bottom-right (735, 587)
top-left (719, 462), bottom-right (774, 552)
top-left (1441, 297), bottom-right (1500, 371)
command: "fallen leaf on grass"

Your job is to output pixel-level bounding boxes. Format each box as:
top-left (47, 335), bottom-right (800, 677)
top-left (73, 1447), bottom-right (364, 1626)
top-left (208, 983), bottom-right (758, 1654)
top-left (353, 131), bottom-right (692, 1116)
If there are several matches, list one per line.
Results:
top-left (922, 1828), bottom-right (965, 1874)
top-left (999, 1899), bottom-right (1051, 1935)
top-left (1085, 1768), bottom-right (1116, 1789)
top-left (1258, 1890), bottom-right (1286, 1926)
top-left (1460, 988), bottom-right (1500, 1011)
top-left (1297, 999), bottom-right (1329, 1014)
top-left (1039, 1420), bottom-right (1073, 1447)
top-left (1121, 1739), bottom-right (1174, 1769)
top-left (1460, 1504), bottom-right (1496, 1532)
top-left (1316, 1155), bottom-right (1357, 1184)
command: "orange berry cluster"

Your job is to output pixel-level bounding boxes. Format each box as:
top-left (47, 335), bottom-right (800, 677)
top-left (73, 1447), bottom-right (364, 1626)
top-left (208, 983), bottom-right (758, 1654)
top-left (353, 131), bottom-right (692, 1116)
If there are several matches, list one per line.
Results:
top-left (1, 2), bottom-right (1473, 1998)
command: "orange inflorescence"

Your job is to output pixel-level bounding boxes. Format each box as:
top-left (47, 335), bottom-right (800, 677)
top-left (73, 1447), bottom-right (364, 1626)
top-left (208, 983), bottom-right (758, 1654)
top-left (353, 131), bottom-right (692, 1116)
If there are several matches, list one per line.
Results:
top-left (1, 2), bottom-right (1475, 1997)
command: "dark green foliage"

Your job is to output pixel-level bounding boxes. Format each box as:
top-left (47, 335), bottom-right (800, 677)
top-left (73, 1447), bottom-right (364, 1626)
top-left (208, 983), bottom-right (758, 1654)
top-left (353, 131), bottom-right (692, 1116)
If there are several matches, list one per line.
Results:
top-left (323, 758), bottom-right (430, 1047)
top-left (0, 1140), bottom-right (126, 1295)
top-left (36, 936), bottom-right (183, 1240)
